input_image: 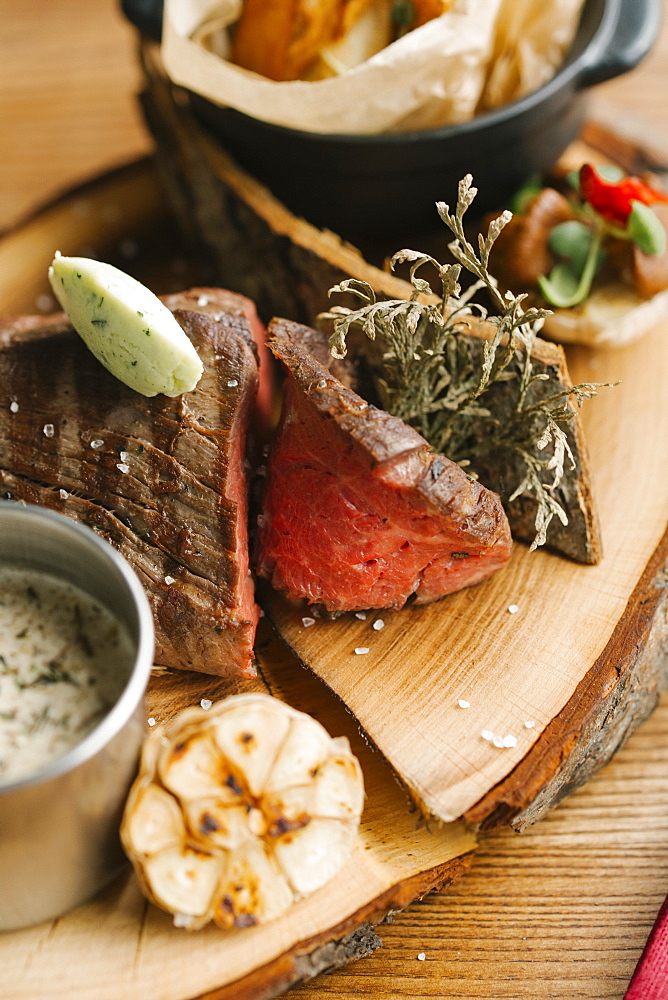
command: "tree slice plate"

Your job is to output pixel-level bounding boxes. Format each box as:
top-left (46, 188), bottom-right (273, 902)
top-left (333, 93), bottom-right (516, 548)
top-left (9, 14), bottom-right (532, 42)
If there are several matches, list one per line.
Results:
top-left (248, 121), bottom-right (668, 829)
top-left (1, 118), bottom-right (668, 1000)
top-left (0, 162), bottom-right (475, 1000)
top-left (266, 315), bottom-right (668, 828)
top-left (138, 50), bottom-right (668, 831)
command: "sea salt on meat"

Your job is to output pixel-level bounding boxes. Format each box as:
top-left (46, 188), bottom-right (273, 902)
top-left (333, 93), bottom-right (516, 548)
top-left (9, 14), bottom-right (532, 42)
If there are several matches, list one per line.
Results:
top-left (0, 291), bottom-right (261, 679)
top-left (0, 566), bottom-right (133, 784)
top-left (255, 319), bottom-right (512, 612)
top-left (161, 287), bottom-right (275, 439)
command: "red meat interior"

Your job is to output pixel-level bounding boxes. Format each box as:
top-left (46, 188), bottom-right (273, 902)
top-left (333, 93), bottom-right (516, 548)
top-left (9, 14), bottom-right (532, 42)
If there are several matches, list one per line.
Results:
top-left (257, 380), bottom-right (511, 611)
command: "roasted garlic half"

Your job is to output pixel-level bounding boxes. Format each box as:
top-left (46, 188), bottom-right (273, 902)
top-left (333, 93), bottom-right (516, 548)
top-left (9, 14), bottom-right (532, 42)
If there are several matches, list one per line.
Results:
top-left (121, 693), bottom-right (365, 930)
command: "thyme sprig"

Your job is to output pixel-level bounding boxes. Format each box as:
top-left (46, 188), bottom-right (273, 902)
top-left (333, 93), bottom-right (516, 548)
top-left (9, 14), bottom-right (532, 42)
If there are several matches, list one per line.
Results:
top-left (321, 175), bottom-right (610, 549)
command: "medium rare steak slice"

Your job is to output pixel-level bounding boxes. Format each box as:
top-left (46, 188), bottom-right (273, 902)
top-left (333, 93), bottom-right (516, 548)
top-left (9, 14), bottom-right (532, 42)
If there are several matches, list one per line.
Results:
top-left (0, 291), bottom-right (260, 678)
top-left (255, 319), bottom-right (512, 612)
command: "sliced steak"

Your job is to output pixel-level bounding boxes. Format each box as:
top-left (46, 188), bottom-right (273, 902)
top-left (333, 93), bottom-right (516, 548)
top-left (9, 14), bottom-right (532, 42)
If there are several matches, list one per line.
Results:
top-left (0, 290), bottom-right (260, 678)
top-left (161, 286), bottom-right (276, 437)
top-left (255, 319), bottom-right (512, 612)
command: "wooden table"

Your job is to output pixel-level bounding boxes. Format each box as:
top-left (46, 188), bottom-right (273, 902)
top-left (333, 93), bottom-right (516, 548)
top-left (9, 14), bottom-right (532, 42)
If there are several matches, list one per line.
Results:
top-left (2, 3), bottom-right (668, 997)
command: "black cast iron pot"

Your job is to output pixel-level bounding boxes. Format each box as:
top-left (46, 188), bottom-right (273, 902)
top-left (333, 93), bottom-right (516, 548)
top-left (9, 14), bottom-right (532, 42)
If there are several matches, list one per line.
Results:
top-left (123, 0), bottom-right (661, 240)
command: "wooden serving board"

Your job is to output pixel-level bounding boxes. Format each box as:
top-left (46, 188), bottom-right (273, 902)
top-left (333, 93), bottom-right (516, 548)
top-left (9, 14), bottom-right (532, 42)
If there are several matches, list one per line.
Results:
top-left (0, 627), bottom-right (475, 1000)
top-left (1, 133), bottom-right (667, 1000)
top-left (137, 48), bottom-right (668, 833)
top-left (0, 158), bottom-right (477, 1000)
top-left (267, 319), bottom-right (668, 828)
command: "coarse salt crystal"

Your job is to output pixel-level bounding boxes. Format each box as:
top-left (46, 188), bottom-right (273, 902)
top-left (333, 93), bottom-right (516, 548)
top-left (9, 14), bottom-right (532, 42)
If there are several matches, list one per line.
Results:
top-left (227, 379), bottom-right (238, 388)
top-left (354, 647), bottom-right (370, 655)
top-left (373, 619), bottom-right (385, 631)
top-left (200, 699), bottom-right (212, 710)
top-left (59, 489), bottom-right (68, 500)
top-left (502, 734), bottom-right (518, 748)
top-left (492, 735), bottom-right (505, 748)
top-left (116, 463), bottom-right (130, 474)
top-left (417, 953), bottom-right (426, 961)
top-left (301, 617), bottom-right (316, 628)
top-left (9, 401), bottom-right (18, 413)
top-left (43, 424), bottom-right (54, 438)
top-left (457, 699), bottom-right (470, 709)
top-left (164, 575), bottom-right (176, 585)
top-left (36, 293), bottom-right (54, 312)
top-left (90, 439), bottom-right (104, 450)
top-left (197, 295), bottom-right (209, 306)
top-left (317, 379), bottom-right (327, 389)
top-left (119, 451), bottom-right (129, 462)
top-left (147, 717), bottom-right (156, 727)
top-left (524, 720), bottom-right (536, 729)
top-left (508, 604), bottom-right (519, 614)
top-left (481, 730), bottom-right (494, 741)
top-left (355, 612), bottom-right (367, 621)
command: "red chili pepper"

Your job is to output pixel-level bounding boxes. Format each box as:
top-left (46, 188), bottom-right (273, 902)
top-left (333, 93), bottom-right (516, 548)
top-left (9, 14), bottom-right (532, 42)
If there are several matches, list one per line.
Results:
top-left (579, 164), bottom-right (668, 225)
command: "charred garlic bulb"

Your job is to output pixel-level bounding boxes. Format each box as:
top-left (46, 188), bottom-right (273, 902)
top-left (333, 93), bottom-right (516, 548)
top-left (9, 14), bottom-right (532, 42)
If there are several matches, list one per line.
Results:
top-left (121, 693), bottom-right (364, 929)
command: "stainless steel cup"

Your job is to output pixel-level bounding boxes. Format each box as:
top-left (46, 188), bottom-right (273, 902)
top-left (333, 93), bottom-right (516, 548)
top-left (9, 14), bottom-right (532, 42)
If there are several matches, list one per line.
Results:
top-left (0, 502), bottom-right (154, 931)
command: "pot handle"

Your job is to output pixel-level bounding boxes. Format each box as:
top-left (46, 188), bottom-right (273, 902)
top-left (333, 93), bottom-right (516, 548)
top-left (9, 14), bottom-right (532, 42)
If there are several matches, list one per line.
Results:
top-left (577, 0), bottom-right (661, 89)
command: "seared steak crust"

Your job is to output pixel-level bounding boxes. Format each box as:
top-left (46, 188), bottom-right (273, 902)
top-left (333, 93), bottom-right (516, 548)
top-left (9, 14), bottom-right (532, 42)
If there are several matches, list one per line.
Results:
top-left (0, 292), bottom-right (260, 677)
top-left (255, 319), bottom-right (512, 611)
top-left (161, 286), bottom-right (275, 436)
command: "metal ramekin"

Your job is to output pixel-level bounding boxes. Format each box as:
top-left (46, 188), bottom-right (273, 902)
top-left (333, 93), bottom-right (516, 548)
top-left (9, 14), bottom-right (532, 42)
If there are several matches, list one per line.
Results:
top-left (0, 502), bottom-right (154, 931)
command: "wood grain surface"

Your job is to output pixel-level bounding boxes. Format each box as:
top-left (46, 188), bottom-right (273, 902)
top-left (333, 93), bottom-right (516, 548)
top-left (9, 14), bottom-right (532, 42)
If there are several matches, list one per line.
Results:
top-left (0, 624), bottom-right (475, 1000)
top-left (263, 245), bottom-right (668, 828)
top-left (137, 47), bottom-right (668, 836)
top-left (2, 3), bottom-right (668, 998)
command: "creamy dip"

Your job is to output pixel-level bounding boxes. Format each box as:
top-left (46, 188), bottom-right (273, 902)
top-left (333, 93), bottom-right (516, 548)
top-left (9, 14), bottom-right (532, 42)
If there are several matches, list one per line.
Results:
top-left (0, 565), bottom-right (135, 784)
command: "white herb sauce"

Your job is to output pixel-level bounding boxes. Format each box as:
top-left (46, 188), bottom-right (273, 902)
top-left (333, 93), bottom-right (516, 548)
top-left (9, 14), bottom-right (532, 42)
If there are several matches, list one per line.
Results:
top-left (0, 566), bottom-right (134, 784)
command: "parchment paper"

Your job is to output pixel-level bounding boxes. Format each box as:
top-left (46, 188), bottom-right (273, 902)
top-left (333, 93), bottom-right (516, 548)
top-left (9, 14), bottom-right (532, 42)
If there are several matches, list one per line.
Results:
top-left (162, 0), bottom-right (586, 135)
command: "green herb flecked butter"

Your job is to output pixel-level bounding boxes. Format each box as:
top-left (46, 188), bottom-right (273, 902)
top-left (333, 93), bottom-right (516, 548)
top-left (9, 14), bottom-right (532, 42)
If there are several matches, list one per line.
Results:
top-left (48, 254), bottom-right (203, 397)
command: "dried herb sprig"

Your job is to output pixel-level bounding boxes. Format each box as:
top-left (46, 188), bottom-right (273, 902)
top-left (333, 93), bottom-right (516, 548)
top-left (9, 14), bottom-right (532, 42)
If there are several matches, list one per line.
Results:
top-left (321, 174), bottom-right (610, 549)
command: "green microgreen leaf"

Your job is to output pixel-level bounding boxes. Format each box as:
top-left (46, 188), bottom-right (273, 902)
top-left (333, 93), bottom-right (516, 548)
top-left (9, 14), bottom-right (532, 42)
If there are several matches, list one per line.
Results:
top-left (594, 164), bottom-right (625, 183)
top-left (510, 174), bottom-right (543, 215)
top-left (626, 200), bottom-right (667, 255)
top-left (538, 262), bottom-right (579, 304)
top-left (548, 220), bottom-right (593, 273)
top-left (538, 220), bottom-right (604, 307)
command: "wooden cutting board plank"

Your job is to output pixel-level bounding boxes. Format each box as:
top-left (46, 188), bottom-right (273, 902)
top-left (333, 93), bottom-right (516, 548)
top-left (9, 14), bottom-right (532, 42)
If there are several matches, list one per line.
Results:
top-left (136, 49), bottom-right (668, 831)
top-left (0, 161), bottom-right (476, 1000)
top-left (266, 316), bottom-right (668, 827)
top-left (1, 128), bottom-right (667, 1000)
top-left (0, 626), bottom-right (475, 1000)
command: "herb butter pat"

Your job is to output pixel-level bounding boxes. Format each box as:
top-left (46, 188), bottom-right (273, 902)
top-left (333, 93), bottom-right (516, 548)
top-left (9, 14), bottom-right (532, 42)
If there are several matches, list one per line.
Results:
top-left (48, 254), bottom-right (203, 397)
